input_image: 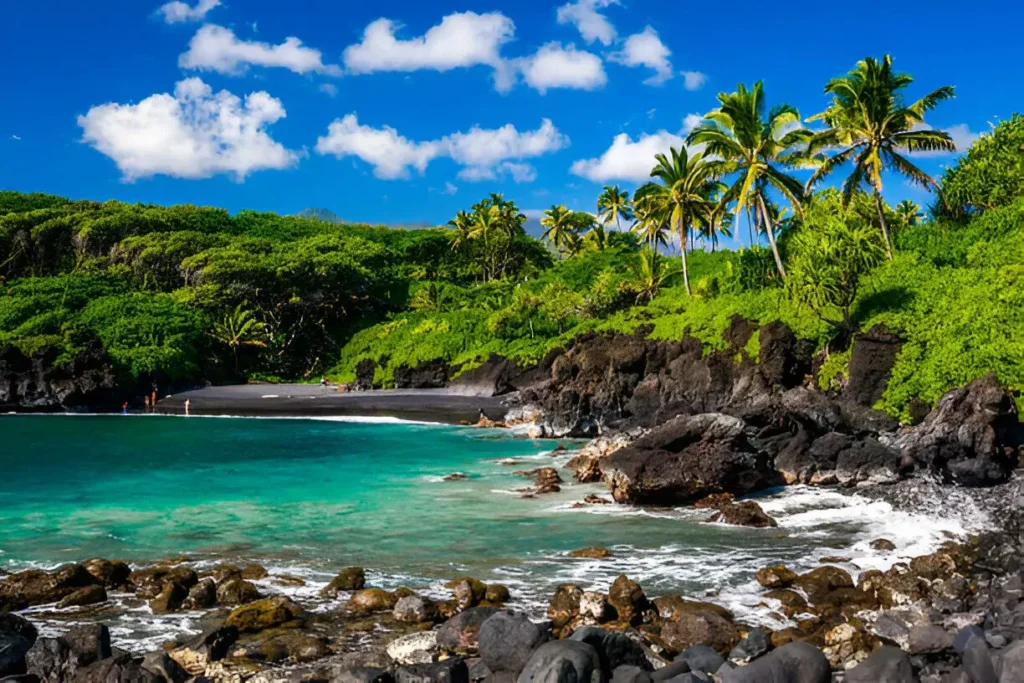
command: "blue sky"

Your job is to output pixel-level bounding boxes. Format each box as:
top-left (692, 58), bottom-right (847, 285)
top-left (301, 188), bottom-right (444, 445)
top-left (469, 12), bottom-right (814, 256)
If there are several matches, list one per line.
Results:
top-left (0, 0), bottom-right (1018, 228)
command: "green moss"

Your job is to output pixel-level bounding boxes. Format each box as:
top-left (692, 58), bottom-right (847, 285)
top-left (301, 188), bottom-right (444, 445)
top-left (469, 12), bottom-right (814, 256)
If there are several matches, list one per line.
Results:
top-left (817, 349), bottom-right (852, 392)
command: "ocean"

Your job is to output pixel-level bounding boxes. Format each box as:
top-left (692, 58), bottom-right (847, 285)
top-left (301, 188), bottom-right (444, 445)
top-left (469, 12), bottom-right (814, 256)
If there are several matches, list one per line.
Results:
top-left (0, 414), bottom-right (991, 650)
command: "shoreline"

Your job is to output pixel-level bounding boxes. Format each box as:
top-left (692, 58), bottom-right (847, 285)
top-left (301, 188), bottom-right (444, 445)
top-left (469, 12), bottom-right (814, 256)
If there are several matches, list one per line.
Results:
top-left (153, 385), bottom-right (512, 426)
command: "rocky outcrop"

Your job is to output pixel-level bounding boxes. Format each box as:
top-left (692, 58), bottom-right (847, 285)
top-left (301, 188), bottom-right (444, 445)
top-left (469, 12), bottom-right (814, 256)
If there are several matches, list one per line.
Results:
top-left (604, 414), bottom-right (778, 505)
top-left (393, 359), bottom-right (450, 389)
top-left (845, 325), bottom-right (903, 407)
top-left (0, 341), bottom-right (120, 412)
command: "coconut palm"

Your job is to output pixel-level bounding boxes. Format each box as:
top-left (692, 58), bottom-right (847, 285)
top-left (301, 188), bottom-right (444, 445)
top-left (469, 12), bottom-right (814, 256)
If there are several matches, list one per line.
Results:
top-left (805, 55), bottom-right (955, 259)
top-left (597, 185), bottom-right (633, 230)
top-left (540, 204), bottom-right (576, 252)
top-left (638, 147), bottom-right (718, 296)
top-left (585, 223), bottom-right (612, 251)
top-left (211, 304), bottom-right (267, 372)
top-left (627, 249), bottom-right (673, 304)
top-left (630, 189), bottom-right (672, 251)
top-left (447, 210), bottom-right (474, 250)
top-left (698, 197), bottom-right (734, 252)
top-left (687, 81), bottom-right (813, 279)
top-left (895, 199), bottom-right (924, 227)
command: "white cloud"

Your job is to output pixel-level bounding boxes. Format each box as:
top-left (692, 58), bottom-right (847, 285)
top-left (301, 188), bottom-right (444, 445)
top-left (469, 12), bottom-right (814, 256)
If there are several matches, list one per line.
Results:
top-left (319, 83), bottom-right (339, 97)
top-left (78, 78), bottom-right (299, 182)
top-left (343, 12), bottom-right (515, 90)
top-left (683, 113), bottom-right (704, 133)
top-left (443, 182), bottom-right (458, 195)
top-left (179, 24), bottom-right (341, 76)
top-left (609, 27), bottom-right (672, 86)
top-left (316, 116), bottom-right (568, 182)
top-left (556, 0), bottom-right (618, 46)
top-left (681, 70), bottom-right (708, 91)
top-left (910, 122), bottom-right (980, 157)
top-left (156, 0), bottom-right (220, 24)
top-left (570, 130), bottom-right (686, 182)
top-left (517, 43), bottom-right (606, 94)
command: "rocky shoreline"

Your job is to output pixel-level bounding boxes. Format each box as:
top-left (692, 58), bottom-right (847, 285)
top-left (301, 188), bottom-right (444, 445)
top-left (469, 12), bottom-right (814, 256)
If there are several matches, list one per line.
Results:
top-left (3, 318), bottom-right (1024, 682)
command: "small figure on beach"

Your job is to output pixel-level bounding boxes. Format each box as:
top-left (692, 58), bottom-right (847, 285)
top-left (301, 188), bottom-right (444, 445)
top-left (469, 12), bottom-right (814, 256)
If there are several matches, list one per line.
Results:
top-left (184, 398), bottom-right (191, 416)
top-left (320, 377), bottom-right (329, 387)
top-left (121, 402), bottom-right (128, 414)
top-left (143, 395), bottom-right (150, 410)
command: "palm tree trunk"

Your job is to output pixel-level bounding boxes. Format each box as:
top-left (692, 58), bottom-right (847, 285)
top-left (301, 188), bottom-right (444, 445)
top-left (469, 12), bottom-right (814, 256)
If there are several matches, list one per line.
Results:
top-left (873, 190), bottom-right (895, 260)
top-left (678, 212), bottom-right (691, 296)
top-left (757, 194), bottom-right (787, 279)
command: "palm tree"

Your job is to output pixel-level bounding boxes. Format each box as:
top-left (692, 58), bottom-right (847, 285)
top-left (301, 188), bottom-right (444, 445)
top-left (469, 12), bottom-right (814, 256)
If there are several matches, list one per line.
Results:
top-left (631, 187), bottom-right (672, 251)
top-left (628, 249), bottom-right (672, 304)
top-left (447, 210), bottom-right (474, 250)
top-left (895, 199), bottom-right (924, 227)
top-left (805, 55), bottom-right (955, 260)
top-left (211, 304), bottom-right (267, 372)
top-left (585, 223), bottom-right (612, 251)
top-left (698, 198), bottom-right (734, 252)
top-left (639, 147), bottom-right (717, 296)
top-left (597, 185), bottom-right (633, 230)
top-left (687, 81), bottom-right (813, 279)
top-left (540, 205), bottom-right (576, 252)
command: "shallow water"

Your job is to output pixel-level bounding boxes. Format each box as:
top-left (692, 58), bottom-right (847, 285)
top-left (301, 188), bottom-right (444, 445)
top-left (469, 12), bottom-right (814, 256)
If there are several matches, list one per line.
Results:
top-left (0, 414), bottom-right (993, 649)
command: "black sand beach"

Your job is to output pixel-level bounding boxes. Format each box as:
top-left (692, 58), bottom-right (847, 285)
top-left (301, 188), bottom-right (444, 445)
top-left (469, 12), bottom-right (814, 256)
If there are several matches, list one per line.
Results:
top-left (155, 385), bottom-right (510, 424)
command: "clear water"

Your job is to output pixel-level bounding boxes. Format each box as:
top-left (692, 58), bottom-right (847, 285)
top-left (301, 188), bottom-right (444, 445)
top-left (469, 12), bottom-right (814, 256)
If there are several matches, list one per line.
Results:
top-left (0, 414), bottom-right (991, 648)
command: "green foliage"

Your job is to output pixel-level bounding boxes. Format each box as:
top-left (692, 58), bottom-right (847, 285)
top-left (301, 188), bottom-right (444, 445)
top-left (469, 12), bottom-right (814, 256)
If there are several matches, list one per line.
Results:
top-left (939, 115), bottom-right (1024, 219)
top-left (817, 348), bottom-right (852, 391)
top-left (896, 198), bottom-right (1024, 267)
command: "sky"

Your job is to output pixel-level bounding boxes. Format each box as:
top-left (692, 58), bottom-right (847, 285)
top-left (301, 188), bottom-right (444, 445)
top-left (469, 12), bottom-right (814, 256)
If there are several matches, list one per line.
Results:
top-left (0, 0), bottom-right (1019, 228)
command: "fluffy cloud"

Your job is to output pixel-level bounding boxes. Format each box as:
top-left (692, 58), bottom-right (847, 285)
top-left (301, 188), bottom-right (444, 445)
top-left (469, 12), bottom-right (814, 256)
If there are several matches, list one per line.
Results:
top-left (609, 27), bottom-right (672, 85)
top-left (319, 84), bottom-right (339, 97)
top-left (343, 12), bottom-right (515, 89)
top-left (156, 0), bottom-right (220, 24)
top-left (517, 43), bottom-right (607, 94)
top-left (556, 0), bottom-right (618, 46)
top-left (570, 130), bottom-right (686, 182)
top-left (316, 116), bottom-right (568, 181)
top-left (681, 70), bottom-right (708, 91)
top-left (683, 113), bottom-right (704, 133)
top-left (78, 78), bottom-right (299, 181)
top-left (179, 24), bottom-right (341, 76)
top-left (907, 122), bottom-right (980, 157)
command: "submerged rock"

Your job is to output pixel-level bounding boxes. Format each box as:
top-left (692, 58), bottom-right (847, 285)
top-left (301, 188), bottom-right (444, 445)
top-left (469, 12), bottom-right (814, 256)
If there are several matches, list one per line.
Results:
top-left (705, 500), bottom-right (778, 528)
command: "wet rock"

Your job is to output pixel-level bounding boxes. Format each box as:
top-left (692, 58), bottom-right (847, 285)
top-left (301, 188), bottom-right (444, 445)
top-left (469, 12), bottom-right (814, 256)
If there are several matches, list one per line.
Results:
top-left (64, 624), bottom-right (111, 669)
top-left (81, 559), bottom-right (131, 589)
top-left (845, 326), bottom-right (902, 407)
top-left (569, 626), bottom-right (648, 673)
top-left (226, 596), bottom-right (306, 633)
top-left (895, 374), bottom-right (1021, 485)
top-left (907, 623), bottom-right (953, 654)
top-left (729, 628), bottom-right (770, 663)
top-left (240, 564), bottom-right (269, 581)
top-left (446, 577), bottom-right (489, 610)
top-left (130, 565), bottom-right (198, 599)
top-left (24, 637), bottom-right (74, 681)
top-left (692, 493), bottom-right (735, 509)
top-left (548, 585), bottom-right (583, 630)
top-left (763, 589), bottom-right (807, 616)
top-left (484, 584), bottom-right (511, 605)
top-left (168, 625), bottom-right (239, 675)
top-left (233, 630), bottom-right (330, 664)
top-left (608, 575), bottom-right (649, 624)
top-left (605, 414), bottom-right (776, 505)
top-left (321, 567), bottom-right (367, 598)
top-left (578, 592), bottom-right (609, 624)
top-left (444, 473), bottom-right (469, 481)
top-left (652, 597), bottom-right (734, 623)
top-left (394, 595), bottom-right (440, 623)
top-left (661, 611), bottom-right (739, 655)
top-left (872, 539), bottom-right (897, 551)
top-left (479, 611), bottom-right (547, 675)
top-left (0, 614), bottom-right (37, 647)
top-left (56, 585), bottom-right (107, 609)
top-left (705, 500), bottom-right (777, 528)
top-left (610, 664), bottom-right (652, 683)
top-left (216, 577), bottom-right (262, 606)
top-left (149, 582), bottom-right (188, 614)
top-left (518, 641), bottom-right (601, 683)
top-left (182, 578), bottom-right (217, 610)
top-left (843, 645), bottom-right (913, 683)
top-left (437, 607), bottom-right (502, 653)
top-left (756, 566), bottom-right (798, 589)
top-left (569, 547), bottom-right (613, 559)
top-left (387, 632), bottom-right (439, 665)
top-left (396, 659), bottom-right (468, 683)
top-left (74, 652), bottom-right (160, 683)
top-left (720, 641), bottom-right (829, 682)
top-left (675, 645), bottom-right (725, 675)
top-left (777, 432), bottom-right (901, 486)
top-left (0, 625), bottom-right (33, 678)
top-left (140, 651), bottom-right (187, 683)
top-left (794, 566), bottom-right (854, 603)
top-left (0, 564), bottom-right (98, 607)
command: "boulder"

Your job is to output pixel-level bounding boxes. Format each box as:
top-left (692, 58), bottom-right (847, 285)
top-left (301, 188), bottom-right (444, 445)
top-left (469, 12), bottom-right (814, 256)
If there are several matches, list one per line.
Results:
top-left (215, 578), bottom-right (261, 606)
top-left (675, 645), bottom-right (725, 674)
top-left (578, 592), bottom-right (610, 624)
top-left (182, 578), bottom-right (217, 610)
top-left (895, 374), bottom-right (1022, 486)
top-left (321, 567), bottom-right (367, 598)
top-left (776, 432), bottom-right (901, 487)
top-left (660, 611), bottom-right (739, 655)
top-left (130, 565), bottom-right (197, 599)
top-left (446, 577), bottom-right (489, 610)
top-left (729, 628), bottom-right (770, 663)
top-left (0, 634), bottom-right (32, 678)
top-left (226, 596), bottom-right (306, 633)
top-left (240, 564), bottom-right (268, 581)
top-left (720, 642), bottom-right (830, 683)
top-left (605, 414), bottom-right (776, 505)
top-left (387, 632), bottom-right (439, 665)
top-left (81, 559), bottom-right (131, 589)
top-left (140, 651), bottom-right (187, 683)
top-left (759, 322), bottom-right (809, 389)
top-left (63, 624), bottom-right (111, 667)
top-left (233, 630), bottom-right (330, 664)
top-left (608, 575), bottom-right (649, 624)
top-left (394, 595), bottom-right (439, 623)
top-left (485, 584), bottom-right (511, 604)
top-left (610, 664), bottom-right (652, 683)
top-left (843, 646), bottom-right (914, 683)
top-left (548, 585), bottom-right (584, 630)
top-left (0, 564), bottom-right (98, 607)
top-left (652, 597), bottom-right (734, 623)
top-left (569, 547), bottom-right (614, 559)
top-left (168, 625), bottom-right (239, 675)
top-left (996, 640), bottom-right (1024, 683)
top-left (794, 566), bottom-right (854, 604)
top-left (56, 585), bottom-right (107, 609)
top-left (756, 566), bottom-right (798, 589)
top-left (349, 588), bottom-right (399, 615)
top-left (24, 637), bottom-right (74, 681)
top-left (569, 626), bottom-right (648, 673)
top-left (332, 667), bottom-right (394, 683)
top-left (397, 658), bottom-right (469, 683)
top-left (74, 652), bottom-right (162, 683)
top-left (149, 582), bottom-right (188, 614)
top-left (479, 611), bottom-right (547, 675)
top-left (437, 607), bottom-right (502, 653)
top-left (394, 359), bottom-right (450, 389)
top-left (705, 501), bottom-right (777, 528)
top-left (517, 640), bottom-right (601, 683)
top-left (0, 614), bottom-right (37, 646)
top-left (844, 327), bottom-right (902, 406)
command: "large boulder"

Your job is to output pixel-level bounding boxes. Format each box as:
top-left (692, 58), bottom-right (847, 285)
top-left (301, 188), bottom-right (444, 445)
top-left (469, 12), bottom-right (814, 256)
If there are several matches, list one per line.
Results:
top-left (607, 575), bottom-right (649, 624)
top-left (479, 611), bottom-right (548, 675)
top-left (778, 433), bottom-right (901, 487)
top-left (226, 596), bottom-right (306, 633)
top-left (394, 359), bottom-right (450, 389)
top-left (396, 658), bottom-right (468, 683)
top-left (0, 564), bottom-right (98, 607)
top-left (168, 625), bottom-right (238, 675)
top-left (895, 374), bottom-right (1022, 486)
top-left (569, 626), bottom-right (649, 673)
top-left (437, 607), bottom-right (502, 653)
top-left (721, 642), bottom-right (830, 683)
top-left (0, 613), bottom-right (37, 678)
top-left (320, 567), bottom-right (366, 598)
top-left (517, 640), bottom-right (602, 683)
top-left (216, 578), bottom-right (261, 606)
top-left (81, 559), bottom-right (131, 589)
top-left (844, 326), bottom-right (902, 407)
top-left (605, 414), bottom-right (776, 505)
top-left (660, 610), bottom-right (739, 655)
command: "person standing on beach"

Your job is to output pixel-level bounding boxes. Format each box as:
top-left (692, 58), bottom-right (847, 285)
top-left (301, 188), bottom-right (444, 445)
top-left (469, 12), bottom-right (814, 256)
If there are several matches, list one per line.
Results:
top-left (122, 402), bottom-right (129, 414)
top-left (184, 399), bottom-right (191, 416)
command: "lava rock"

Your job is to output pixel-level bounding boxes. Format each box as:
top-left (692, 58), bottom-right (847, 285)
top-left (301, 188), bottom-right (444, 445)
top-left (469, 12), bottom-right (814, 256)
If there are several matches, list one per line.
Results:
top-left (517, 640), bottom-right (601, 683)
top-left (182, 578), bottom-right (217, 610)
top-left (569, 626), bottom-right (648, 673)
top-left (705, 501), bottom-right (777, 528)
top-left (56, 585), bottom-right (107, 609)
top-left (437, 607), bottom-right (502, 653)
top-left (729, 628), bottom-right (770, 663)
top-left (608, 575), bottom-right (649, 624)
top-left (397, 657), bottom-right (469, 683)
top-left (479, 611), bottom-right (547, 675)
top-left (320, 567), bottom-right (367, 598)
top-left (394, 595), bottom-right (440, 623)
top-left (215, 578), bottom-right (261, 606)
top-left (720, 642), bottom-right (830, 683)
top-left (225, 595), bottom-right (305, 632)
top-left (843, 646), bottom-right (914, 683)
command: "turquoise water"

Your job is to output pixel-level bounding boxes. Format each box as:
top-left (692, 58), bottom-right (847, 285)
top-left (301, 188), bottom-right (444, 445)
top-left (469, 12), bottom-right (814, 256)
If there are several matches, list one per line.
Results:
top-left (0, 414), bottom-right (979, 636)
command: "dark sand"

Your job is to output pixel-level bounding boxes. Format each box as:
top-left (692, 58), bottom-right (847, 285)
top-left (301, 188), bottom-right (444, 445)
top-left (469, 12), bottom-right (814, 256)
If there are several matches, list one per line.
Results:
top-left (155, 385), bottom-right (510, 424)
